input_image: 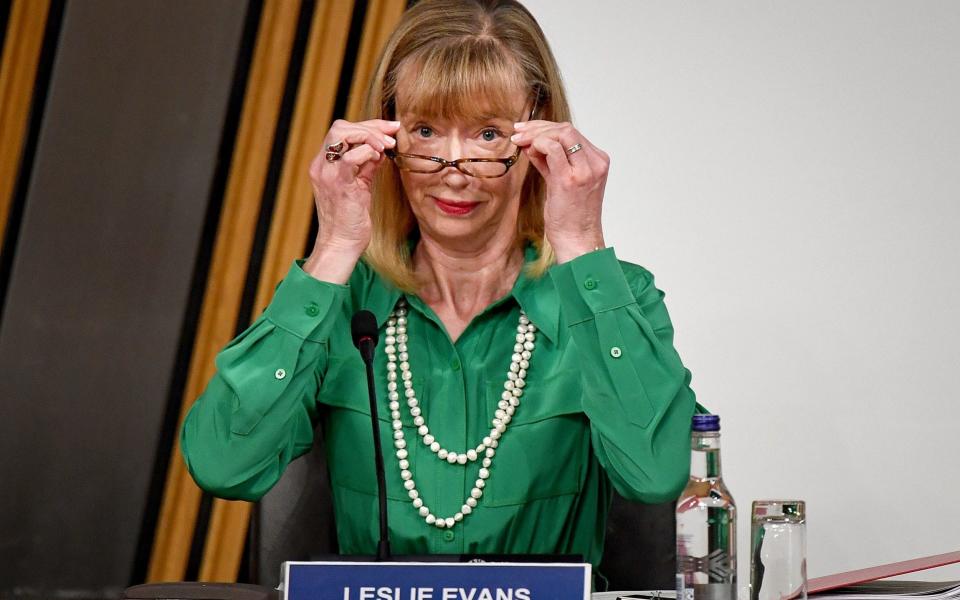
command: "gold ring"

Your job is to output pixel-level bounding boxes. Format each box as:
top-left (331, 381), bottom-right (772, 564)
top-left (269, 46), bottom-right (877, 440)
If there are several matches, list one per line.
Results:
top-left (565, 143), bottom-right (583, 155)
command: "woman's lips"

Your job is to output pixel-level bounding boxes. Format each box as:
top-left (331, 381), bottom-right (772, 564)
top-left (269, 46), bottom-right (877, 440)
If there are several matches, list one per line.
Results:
top-left (434, 197), bottom-right (479, 216)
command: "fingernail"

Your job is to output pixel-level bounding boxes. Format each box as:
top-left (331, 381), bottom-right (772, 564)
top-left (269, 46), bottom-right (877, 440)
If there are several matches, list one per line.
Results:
top-left (510, 133), bottom-right (522, 142)
top-left (513, 122), bottom-right (526, 129)
top-left (385, 135), bottom-right (396, 146)
top-left (390, 120), bottom-right (401, 126)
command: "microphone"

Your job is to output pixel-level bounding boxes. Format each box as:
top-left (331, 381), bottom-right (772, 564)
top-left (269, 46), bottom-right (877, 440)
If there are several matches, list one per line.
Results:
top-left (350, 310), bottom-right (391, 561)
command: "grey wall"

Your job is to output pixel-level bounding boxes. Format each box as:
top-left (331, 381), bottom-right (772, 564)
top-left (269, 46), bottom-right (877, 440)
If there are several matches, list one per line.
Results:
top-left (524, 0), bottom-right (960, 586)
top-left (0, 1), bottom-right (246, 596)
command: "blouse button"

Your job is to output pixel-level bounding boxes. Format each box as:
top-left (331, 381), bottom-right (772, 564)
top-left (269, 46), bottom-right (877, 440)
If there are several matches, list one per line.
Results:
top-left (304, 302), bottom-right (320, 316)
top-left (275, 368), bottom-right (287, 379)
top-left (443, 530), bottom-right (455, 541)
top-left (609, 347), bottom-right (622, 358)
top-left (451, 358), bottom-right (461, 371)
top-left (583, 278), bottom-right (597, 290)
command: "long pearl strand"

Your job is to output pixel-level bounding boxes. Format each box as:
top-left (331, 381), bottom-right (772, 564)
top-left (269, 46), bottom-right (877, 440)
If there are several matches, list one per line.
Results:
top-left (384, 298), bottom-right (537, 529)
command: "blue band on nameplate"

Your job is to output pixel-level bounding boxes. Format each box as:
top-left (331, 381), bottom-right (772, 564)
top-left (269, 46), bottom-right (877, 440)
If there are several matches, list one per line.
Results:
top-left (283, 561), bottom-right (591, 600)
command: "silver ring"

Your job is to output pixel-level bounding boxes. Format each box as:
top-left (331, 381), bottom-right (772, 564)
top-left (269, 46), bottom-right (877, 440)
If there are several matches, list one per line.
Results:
top-left (565, 143), bottom-right (583, 155)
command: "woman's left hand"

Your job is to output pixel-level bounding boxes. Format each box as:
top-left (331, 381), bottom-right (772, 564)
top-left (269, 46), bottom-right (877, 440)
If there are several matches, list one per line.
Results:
top-left (511, 120), bottom-right (609, 263)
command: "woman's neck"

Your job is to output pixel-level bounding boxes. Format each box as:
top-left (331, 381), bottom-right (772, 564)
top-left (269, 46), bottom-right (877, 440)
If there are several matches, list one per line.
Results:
top-left (413, 234), bottom-right (525, 341)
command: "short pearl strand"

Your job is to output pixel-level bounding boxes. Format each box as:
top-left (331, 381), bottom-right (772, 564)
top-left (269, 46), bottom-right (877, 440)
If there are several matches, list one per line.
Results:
top-left (384, 298), bottom-right (537, 529)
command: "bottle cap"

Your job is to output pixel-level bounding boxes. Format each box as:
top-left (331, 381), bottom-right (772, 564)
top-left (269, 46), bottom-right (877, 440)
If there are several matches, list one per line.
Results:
top-left (692, 414), bottom-right (720, 431)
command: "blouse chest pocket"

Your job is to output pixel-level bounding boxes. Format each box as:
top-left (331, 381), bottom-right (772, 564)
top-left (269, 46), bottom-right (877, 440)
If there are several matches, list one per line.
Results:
top-left (480, 373), bottom-right (587, 507)
top-left (320, 357), bottom-right (419, 501)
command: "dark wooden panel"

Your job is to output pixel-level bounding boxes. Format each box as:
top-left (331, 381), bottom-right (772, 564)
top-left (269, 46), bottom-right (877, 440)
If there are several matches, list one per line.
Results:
top-left (0, 0), bottom-right (246, 596)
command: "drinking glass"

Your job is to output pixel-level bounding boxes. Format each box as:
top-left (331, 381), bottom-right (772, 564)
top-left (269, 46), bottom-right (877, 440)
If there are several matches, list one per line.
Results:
top-left (750, 500), bottom-right (807, 600)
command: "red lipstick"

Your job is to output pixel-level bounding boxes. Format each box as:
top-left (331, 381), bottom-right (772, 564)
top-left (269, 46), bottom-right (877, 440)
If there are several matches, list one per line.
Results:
top-left (434, 197), bottom-right (479, 216)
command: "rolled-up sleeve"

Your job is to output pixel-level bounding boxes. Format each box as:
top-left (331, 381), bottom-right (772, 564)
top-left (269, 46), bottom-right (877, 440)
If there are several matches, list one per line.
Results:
top-left (181, 260), bottom-right (348, 501)
top-left (550, 248), bottom-right (698, 503)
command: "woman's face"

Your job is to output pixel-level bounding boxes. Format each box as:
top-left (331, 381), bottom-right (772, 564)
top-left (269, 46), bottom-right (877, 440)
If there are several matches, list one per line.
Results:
top-left (395, 88), bottom-right (531, 250)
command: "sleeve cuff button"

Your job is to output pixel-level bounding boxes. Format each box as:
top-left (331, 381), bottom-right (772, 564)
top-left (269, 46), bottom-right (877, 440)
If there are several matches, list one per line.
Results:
top-left (609, 347), bottom-right (622, 358)
top-left (275, 368), bottom-right (287, 379)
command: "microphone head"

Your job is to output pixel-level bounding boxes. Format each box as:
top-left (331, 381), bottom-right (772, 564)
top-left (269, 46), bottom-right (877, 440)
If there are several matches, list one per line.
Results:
top-left (351, 310), bottom-right (379, 350)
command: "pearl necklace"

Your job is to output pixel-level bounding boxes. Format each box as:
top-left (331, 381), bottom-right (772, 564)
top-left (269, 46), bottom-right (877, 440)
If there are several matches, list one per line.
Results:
top-left (384, 298), bottom-right (537, 529)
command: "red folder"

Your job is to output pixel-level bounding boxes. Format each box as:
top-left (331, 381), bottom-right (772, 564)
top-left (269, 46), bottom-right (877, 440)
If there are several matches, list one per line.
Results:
top-left (809, 550), bottom-right (960, 594)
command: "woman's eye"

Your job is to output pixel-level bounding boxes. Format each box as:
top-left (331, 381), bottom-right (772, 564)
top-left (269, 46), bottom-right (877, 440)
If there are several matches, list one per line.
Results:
top-left (417, 126), bottom-right (433, 138)
top-left (481, 129), bottom-right (500, 142)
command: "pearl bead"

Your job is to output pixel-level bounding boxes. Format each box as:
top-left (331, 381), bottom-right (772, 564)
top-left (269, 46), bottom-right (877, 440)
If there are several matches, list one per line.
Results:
top-left (383, 301), bottom-right (538, 531)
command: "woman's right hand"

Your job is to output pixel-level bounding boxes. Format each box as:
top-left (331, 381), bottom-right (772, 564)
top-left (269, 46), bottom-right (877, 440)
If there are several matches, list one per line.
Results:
top-left (303, 119), bottom-right (400, 283)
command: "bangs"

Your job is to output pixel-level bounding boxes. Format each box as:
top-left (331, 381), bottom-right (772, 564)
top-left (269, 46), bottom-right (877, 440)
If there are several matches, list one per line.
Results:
top-left (394, 40), bottom-right (529, 122)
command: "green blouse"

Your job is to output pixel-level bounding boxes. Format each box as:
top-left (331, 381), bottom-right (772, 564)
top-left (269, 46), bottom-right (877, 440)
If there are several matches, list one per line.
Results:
top-left (181, 247), bottom-right (699, 568)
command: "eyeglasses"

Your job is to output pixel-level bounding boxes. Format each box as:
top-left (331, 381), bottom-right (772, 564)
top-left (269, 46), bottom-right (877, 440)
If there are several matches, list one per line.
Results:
top-left (386, 91), bottom-right (539, 179)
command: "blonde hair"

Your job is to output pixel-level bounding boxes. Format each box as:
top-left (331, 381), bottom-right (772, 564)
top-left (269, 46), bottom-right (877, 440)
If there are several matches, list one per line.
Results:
top-left (360, 0), bottom-right (571, 292)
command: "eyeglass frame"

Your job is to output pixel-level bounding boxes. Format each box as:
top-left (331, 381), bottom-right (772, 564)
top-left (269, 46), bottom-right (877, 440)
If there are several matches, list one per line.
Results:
top-left (385, 89), bottom-right (541, 179)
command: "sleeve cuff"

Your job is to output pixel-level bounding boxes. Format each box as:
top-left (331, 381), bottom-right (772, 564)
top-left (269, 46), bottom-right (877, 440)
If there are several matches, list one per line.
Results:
top-left (262, 260), bottom-right (349, 341)
top-left (550, 247), bottom-right (636, 325)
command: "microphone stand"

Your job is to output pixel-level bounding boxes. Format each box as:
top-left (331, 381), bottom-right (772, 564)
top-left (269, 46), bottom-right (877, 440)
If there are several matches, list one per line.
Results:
top-left (359, 337), bottom-right (391, 561)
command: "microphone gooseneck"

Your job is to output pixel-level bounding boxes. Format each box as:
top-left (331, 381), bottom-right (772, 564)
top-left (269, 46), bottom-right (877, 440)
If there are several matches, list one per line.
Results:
top-left (350, 310), bottom-right (391, 560)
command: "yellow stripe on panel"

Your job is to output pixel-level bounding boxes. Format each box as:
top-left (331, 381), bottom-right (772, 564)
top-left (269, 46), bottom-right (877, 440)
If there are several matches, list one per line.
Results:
top-left (0, 0), bottom-right (51, 248)
top-left (147, 0), bottom-right (303, 583)
top-left (199, 0), bottom-right (356, 583)
top-left (345, 0), bottom-right (406, 121)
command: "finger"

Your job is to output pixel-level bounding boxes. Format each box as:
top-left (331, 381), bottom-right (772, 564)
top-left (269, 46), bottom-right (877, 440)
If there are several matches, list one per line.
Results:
top-left (357, 118), bottom-right (402, 135)
top-left (528, 136), bottom-right (571, 177)
top-left (518, 124), bottom-right (589, 176)
top-left (337, 144), bottom-right (381, 183)
top-left (326, 122), bottom-right (397, 152)
top-left (523, 145), bottom-right (550, 177)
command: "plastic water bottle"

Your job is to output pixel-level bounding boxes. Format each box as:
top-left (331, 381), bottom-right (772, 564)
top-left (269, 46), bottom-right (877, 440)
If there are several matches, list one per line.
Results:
top-left (676, 414), bottom-right (737, 600)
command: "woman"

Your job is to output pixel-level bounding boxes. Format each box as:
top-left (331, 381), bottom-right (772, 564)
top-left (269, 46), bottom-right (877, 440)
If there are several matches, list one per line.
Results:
top-left (182, 0), bottom-right (697, 571)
